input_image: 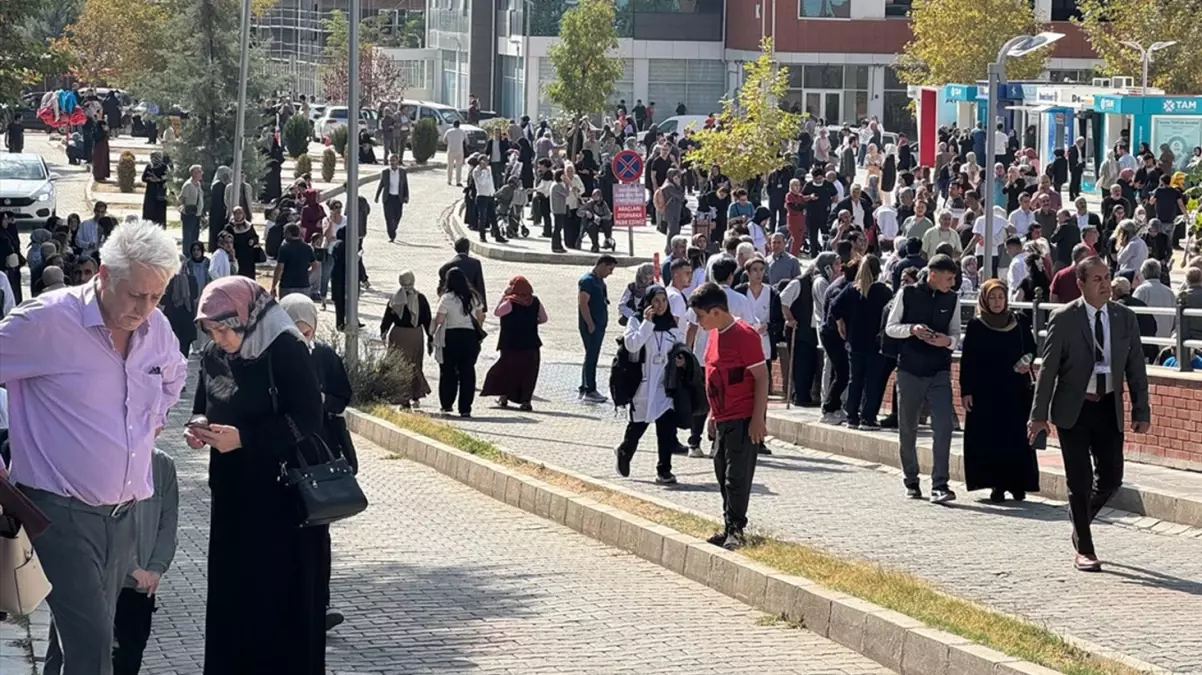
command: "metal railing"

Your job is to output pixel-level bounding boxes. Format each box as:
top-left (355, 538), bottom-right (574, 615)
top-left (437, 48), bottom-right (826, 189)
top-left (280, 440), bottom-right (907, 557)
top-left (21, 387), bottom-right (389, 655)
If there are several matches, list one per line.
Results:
top-left (964, 292), bottom-right (1202, 373)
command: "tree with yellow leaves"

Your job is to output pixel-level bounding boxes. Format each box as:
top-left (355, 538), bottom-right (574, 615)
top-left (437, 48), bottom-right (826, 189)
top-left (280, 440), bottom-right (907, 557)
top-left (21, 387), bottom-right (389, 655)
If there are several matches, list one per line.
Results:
top-left (686, 39), bottom-right (800, 186)
top-left (1074, 0), bottom-right (1202, 95)
top-left (897, 0), bottom-right (1047, 87)
top-left (54, 0), bottom-right (170, 85)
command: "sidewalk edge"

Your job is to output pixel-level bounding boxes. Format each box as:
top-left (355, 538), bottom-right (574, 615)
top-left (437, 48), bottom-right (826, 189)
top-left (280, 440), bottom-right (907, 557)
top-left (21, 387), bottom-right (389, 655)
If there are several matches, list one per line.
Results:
top-left (346, 409), bottom-right (1169, 675)
top-left (766, 413), bottom-right (1202, 529)
top-left (438, 200), bottom-right (654, 266)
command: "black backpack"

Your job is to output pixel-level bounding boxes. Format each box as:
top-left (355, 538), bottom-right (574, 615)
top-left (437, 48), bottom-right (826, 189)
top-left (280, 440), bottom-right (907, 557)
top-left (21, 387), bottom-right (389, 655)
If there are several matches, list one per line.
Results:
top-left (609, 336), bottom-right (645, 408)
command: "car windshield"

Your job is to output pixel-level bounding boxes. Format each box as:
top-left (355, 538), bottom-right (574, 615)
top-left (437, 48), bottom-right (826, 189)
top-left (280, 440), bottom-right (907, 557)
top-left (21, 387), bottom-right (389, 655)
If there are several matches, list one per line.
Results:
top-left (434, 107), bottom-right (463, 124)
top-left (0, 158), bottom-right (46, 181)
top-left (330, 109), bottom-right (348, 119)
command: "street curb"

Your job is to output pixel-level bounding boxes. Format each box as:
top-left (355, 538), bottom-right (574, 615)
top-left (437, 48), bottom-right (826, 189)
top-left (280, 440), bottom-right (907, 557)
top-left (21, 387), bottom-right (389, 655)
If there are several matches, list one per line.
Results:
top-left (345, 409), bottom-right (1168, 675)
top-left (765, 413), bottom-right (1202, 530)
top-left (439, 200), bottom-right (655, 267)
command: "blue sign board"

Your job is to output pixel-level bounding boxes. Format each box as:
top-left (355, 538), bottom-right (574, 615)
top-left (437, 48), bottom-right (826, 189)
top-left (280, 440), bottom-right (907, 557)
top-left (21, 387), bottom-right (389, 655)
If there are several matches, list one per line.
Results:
top-left (612, 150), bottom-right (644, 184)
top-left (1091, 94), bottom-right (1202, 116)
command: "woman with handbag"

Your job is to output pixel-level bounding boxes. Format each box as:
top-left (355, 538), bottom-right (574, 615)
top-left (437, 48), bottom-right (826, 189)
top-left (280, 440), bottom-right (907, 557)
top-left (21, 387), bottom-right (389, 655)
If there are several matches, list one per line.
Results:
top-left (432, 267), bottom-right (486, 417)
top-left (185, 276), bottom-right (331, 674)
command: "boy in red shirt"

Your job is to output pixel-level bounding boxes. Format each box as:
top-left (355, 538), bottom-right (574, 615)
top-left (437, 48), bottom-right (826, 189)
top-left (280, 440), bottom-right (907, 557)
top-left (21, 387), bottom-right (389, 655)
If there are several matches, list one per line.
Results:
top-left (688, 282), bottom-right (769, 550)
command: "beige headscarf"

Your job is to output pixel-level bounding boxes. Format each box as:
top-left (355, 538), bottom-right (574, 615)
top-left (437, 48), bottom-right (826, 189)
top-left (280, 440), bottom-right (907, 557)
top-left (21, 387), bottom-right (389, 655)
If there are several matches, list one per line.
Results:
top-left (388, 270), bottom-right (420, 327)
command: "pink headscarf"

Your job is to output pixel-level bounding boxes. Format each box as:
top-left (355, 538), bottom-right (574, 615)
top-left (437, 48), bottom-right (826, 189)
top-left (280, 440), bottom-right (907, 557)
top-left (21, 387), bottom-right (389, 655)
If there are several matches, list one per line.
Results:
top-left (195, 276), bottom-right (301, 360)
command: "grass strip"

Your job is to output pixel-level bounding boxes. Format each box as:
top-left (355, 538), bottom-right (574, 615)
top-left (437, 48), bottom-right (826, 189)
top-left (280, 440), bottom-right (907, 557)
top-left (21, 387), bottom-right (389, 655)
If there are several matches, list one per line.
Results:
top-left (367, 405), bottom-right (1141, 675)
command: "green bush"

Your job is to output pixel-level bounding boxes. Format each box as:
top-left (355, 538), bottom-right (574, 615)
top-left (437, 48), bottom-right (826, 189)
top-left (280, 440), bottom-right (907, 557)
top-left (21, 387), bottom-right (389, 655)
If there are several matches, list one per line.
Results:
top-left (321, 148), bottom-right (337, 183)
top-left (282, 114), bottom-right (311, 159)
top-left (294, 154), bottom-right (312, 179)
top-left (480, 117), bottom-right (510, 137)
top-left (331, 125), bottom-right (349, 158)
top-left (116, 151), bottom-right (137, 193)
top-left (411, 118), bottom-right (438, 164)
top-left (324, 332), bottom-right (417, 405)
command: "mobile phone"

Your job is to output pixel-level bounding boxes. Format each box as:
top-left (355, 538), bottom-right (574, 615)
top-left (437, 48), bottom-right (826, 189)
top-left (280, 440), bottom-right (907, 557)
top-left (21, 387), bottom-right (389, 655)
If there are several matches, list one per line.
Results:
top-left (185, 417), bottom-right (210, 430)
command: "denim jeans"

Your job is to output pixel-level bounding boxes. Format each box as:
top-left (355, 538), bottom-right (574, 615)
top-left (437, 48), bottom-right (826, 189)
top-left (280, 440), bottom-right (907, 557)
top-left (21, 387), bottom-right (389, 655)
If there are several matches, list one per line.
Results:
top-left (579, 323), bottom-right (606, 393)
top-left (319, 257), bottom-right (334, 299)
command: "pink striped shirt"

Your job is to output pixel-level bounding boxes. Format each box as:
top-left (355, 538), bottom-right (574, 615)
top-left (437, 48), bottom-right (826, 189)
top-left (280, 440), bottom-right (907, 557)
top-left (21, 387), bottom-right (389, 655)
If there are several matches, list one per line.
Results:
top-left (0, 283), bottom-right (187, 506)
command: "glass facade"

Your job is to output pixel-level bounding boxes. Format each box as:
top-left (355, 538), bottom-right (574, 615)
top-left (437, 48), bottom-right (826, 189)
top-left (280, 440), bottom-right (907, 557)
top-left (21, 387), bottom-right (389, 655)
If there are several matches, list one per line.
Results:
top-left (440, 49), bottom-right (469, 109)
top-left (537, 58), bottom-right (634, 119)
top-left (883, 66), bottom-right (916, 137)
top-left (782, 64), bottom-right (870, 125)
top-left (523, 0), bottom-right (722, 37)
top-left (499, 55), bottom-right (526, 119)
top-left (647, 59), bottom-right (726, 117)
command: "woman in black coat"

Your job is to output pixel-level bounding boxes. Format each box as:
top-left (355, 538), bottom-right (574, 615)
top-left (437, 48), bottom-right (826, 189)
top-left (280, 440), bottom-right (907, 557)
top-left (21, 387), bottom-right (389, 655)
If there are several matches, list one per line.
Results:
top-left (186, 277), bottom-right (329, 675)
top-left (209, 167), bottom-right (231, 252)
top-left (518, 137), bottom-right (535, 189)
top-left (959, 279), bottom-right (1039, 501)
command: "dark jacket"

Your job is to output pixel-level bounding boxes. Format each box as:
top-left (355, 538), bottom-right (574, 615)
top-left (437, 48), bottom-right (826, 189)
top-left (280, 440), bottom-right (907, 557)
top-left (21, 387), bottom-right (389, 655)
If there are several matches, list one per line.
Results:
top-left (375, 167), bottom-right (410, 202)
top-left (833, 194), bottom-right (876, 233)
top-left (438, 252), bottom-right (487, 304)
top-left (311, 341), bottom-right (358, 473)
top-left (895, 283), bottom-right (957, 377)
top-left (664, 342), bottom-right (708, 429)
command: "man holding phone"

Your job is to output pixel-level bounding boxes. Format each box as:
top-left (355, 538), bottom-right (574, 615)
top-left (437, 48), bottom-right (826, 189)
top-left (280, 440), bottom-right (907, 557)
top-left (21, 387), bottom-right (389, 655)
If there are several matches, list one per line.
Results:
top-left (885, 255), bottom-right (961, 504)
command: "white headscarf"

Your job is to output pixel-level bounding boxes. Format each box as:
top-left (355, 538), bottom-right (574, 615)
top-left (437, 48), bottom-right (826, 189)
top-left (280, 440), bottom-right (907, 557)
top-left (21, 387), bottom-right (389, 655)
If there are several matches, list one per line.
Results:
top-left (388, 270), bottom-right (420, 327)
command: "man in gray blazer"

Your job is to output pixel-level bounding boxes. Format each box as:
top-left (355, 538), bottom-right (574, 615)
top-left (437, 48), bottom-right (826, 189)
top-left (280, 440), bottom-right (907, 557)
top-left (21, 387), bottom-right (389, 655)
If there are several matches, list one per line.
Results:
top-left (1029, 256), bottom-right (1150, 572)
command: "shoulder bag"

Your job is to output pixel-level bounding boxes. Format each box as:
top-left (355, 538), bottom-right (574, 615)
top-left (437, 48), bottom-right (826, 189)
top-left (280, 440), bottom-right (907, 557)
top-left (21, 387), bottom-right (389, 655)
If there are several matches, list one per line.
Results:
top-left (0, 511), bottom-right (52, 616)
top-left (268, 350), bottom-right (368, 527)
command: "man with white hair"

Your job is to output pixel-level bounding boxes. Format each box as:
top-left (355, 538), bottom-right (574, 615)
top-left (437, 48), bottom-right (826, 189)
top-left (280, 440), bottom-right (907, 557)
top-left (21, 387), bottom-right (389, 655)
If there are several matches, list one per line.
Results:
top-left (1131, 258), bottom-right (1175, 338)
top-left (0, 220), bottom-right (187, 675)
top-left (40, 265), bottom-right (67, 292)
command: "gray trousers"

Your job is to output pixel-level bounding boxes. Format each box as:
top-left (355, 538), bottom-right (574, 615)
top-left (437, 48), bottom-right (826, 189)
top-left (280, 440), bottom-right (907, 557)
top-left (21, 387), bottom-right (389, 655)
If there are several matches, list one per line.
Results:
top-left (895, 369), bottom-right (954, 491)
top-left (23, 487), bottom-right (137, 675)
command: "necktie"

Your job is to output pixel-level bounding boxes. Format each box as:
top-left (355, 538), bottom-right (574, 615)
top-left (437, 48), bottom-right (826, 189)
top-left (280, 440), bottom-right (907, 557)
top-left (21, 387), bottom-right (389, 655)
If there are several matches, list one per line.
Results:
top-left (1094, 310), bottom-right (1106, 396)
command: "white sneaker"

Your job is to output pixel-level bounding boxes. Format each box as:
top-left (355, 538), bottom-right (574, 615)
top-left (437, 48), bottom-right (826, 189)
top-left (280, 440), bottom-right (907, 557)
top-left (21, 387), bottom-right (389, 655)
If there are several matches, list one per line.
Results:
top-left (688, 446), bottom-right (706, 458)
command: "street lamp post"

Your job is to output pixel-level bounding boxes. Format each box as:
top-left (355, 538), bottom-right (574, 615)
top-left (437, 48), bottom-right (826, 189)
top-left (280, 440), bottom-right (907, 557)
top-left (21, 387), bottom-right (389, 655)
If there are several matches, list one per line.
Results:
top-left (1121, 40), bottom-right (1177, 94)
top-left (980, 32), bottom-right (1063, 280)
top-left (345, 0), bottom-right (361, 366)
top-left (230, 0), bottom-right (253, 213)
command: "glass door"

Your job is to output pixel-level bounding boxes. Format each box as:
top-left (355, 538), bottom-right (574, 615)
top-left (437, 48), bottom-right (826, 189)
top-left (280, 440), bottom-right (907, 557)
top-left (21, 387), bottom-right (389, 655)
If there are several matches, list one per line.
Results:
top-left (804, 90), bottom-right (843, 124)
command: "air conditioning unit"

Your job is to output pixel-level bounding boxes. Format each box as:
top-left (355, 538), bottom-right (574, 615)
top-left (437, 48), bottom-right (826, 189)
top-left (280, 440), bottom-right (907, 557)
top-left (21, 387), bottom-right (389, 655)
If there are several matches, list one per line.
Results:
top-left (1091, 78), bottom-right (1111, 88)
top-left (1112, 76), bottom-right (1135, 89)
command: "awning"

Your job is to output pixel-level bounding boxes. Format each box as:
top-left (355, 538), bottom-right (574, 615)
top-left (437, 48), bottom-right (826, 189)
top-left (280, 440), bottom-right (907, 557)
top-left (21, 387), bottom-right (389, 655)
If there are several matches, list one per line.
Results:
top-left (1004, 104), bottom-right (1055, 113)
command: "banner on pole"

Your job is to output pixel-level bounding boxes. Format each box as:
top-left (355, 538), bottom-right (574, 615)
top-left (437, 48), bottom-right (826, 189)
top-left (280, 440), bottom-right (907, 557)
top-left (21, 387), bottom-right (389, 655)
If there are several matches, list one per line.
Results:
top-left (613, 183), bottom-right (646, 228)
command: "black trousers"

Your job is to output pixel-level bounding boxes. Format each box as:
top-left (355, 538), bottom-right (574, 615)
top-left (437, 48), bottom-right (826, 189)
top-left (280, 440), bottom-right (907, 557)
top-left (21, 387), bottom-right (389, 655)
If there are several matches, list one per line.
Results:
top-left (1068, 169), bottom-right (1083, 200)
top-left (113, 588), bottom-right (156, 675)
top-left (439, 328), bottom-right (481, 414)
top-left (536, 197), bottom-right (552, 236)
top-left (714, 418), bottom-right (760, 534)
top-left (806, 220), bottom-right (824, 256)
top-left (332, 278), bottom-right (346, 330)
top-left (790, 335), bottom-right (820, 405)
top-left (383, 196), bottom-right (403, 241)
top-left (1056, 395), bottom-right (1124, 556)
top-left (768, 198), bottom-right (786, 231)
top-left (551, 213), bottom-right (566, 250)
top-left (564, 213), bottom-right (581, 249)
top-left (474, 195), bottom-right (501, 241)
top-left (846, 350), bottom-right (886, 424)
top-left (490, 161), bottom-right (505, 187)
top-left (618, 412), bottom-right (679, 477)
top-left (819, 329), bottom-right (849, 413)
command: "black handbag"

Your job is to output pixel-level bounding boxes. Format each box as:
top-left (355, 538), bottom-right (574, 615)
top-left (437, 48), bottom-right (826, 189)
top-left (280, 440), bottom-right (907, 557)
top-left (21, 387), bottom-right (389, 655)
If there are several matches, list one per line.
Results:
top-left (268, 351), bottom-right (368, 528)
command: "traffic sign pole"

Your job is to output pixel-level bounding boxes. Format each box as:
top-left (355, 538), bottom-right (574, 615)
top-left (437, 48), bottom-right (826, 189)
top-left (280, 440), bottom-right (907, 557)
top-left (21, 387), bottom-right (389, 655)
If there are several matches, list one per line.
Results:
top-left (611, 150), bottom-right (645, 258)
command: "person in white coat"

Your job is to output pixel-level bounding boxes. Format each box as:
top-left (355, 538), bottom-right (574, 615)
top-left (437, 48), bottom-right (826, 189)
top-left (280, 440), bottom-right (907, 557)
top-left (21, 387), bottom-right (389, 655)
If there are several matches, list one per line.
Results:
top-left (615, 285), bottom-right (686, 485)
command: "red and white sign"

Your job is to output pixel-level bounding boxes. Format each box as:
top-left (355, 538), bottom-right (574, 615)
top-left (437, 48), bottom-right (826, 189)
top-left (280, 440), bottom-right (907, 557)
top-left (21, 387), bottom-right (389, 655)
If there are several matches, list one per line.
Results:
top-left (612, 183), bottom-right (646, 228)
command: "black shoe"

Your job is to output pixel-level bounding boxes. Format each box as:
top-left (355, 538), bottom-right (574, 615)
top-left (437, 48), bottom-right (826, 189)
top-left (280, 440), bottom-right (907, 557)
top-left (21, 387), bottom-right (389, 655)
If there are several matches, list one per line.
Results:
top-left (905, 486), bottom-right (923, 500)
top-left (655, 472), bottom-right (677, 485)
top-left (989, 489), bottom-right (1006, 503)
top-left (615, 447), bottom-right (631, 478)
top-left (722, 530), bottom-right (746, 550)
top-left (706, 532), bottom-right (727, 547)
top-left (518, 402), bottom-right (533, 412)
top-left (1011, 490), bottom-right (1026, 501)
top-left (757, 446), bottom-right (772, 455)
top-left (930, 488), bottom-right (957, 505)
top-left (459, 411), bottom-right (472, 418)
top-left (325, 609), bottom-right (345, 631)
top-left (879, 415), bottom-right (898, 429)
top-left (672, 443), bottom-right (688, 455)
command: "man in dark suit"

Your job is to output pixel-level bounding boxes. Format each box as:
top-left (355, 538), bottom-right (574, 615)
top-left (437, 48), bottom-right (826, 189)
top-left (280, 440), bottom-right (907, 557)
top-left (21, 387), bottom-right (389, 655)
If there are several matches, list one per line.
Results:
top-left (437, 237), bottom-right (487, 308)
top-left (832, 184), bottom-right (876, 239)
top-left (483, 128), bottom-right (512, 188)
top-left (1067, 137), bottom-right (1086, 200)
top-left (374, 153), bottom-right (409, 242)
top-left (1029, 256), bottom-right (1150, 572)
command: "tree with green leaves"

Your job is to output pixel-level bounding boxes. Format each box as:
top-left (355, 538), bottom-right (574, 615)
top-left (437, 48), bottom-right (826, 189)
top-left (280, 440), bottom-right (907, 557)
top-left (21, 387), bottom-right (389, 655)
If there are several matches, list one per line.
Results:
top-left (544, 0), bottom-right (623, 118)
top-left (686, 39), bottom-right (801, 186)
top-left (897, 0), bottom-right (1047, 87)
top-left (1074, 0), bottom-right (1202, 95)
top-left (53, 0), bottom-right (171, 86)
top-left (1, 0), bottom-right (72, 106)
top-left (139, 0), bottom-right (279, 198)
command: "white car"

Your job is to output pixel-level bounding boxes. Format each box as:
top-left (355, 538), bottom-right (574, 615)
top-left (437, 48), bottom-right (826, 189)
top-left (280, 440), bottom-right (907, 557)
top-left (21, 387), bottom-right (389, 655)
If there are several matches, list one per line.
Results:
top-left (639, 115), bottom-right (710, 144)
top-left (315, 106), bottom-right (372, 140)
top-left (0, 154), bottom-right (58, 226)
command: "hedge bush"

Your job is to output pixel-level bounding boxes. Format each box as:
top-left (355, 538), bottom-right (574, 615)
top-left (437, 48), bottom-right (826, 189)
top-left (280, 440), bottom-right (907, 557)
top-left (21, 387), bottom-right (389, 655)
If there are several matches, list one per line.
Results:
top-left (411, 118), bottom-right (438, 164)
top-left (283, 114), bottom-right (311, 158)
top-left (116, 151), bottom-right (137, 193)
top-left (321, 148), bottom-right (337, 183)
top-left (294, 154), bottom-right (312, 179)
top-left (331, 125), bottom-right (349, 158)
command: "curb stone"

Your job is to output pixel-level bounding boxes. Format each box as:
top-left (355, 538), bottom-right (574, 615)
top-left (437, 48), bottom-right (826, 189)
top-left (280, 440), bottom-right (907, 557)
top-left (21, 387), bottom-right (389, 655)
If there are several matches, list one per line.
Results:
top-left (438, 200), bottom-right (655, 266)
top-left (766, 413), bottom-right (1202, 530)
top-left (346, 409), bottom-right (1170, 675)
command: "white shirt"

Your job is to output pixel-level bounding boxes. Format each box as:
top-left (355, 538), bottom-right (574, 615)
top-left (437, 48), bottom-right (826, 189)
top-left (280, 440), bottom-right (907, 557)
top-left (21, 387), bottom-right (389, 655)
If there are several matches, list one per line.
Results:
top-left (1083, 302), bottom-right (1112, 395)
top-left (389, 169), bottom-right (401, 196)
top-left (874, 205), bottom-right (898, 240)
top-left (1007, 255), bottom-right (1027, 293)
top-left (973, 207), bottom-right (1008, 256)
top-left (622, 319), bottom-right (684, 424)
top-left (1132, 279), bottom-right (1176, 337)
top-left (811, 276), bottom-right (831, 329)
top-left (666, 285), bottom-right (689, 332)
top-left (883, 286), bottom-right (961, 350)
top-left (850, 199), bottom-right (864, 228)
top-left (1116, 153), bottom-right (1138, 173)
top-left (994, 130), bottom-right (1008, 153)
top-left (77, 218), bottom-right (101, 251)
top-left (1076, 212), bottom-right (1093, 229)
top-left (743, 283), bottom-right (773, 360)
top-left (443, 127), bottom-right (467, 155)
top-left (1009, 208), bottom-right (1035, 237)
top-left (209, 248), bottom-right (236, 278)
top-left (324, 215), bottom-right (346, 252)
top-left (436, 292), bottom-right (482, 330)
top-left (686, 286), bottom-right (756, 362)
top-left (472, 167), bottom-right (496, 197)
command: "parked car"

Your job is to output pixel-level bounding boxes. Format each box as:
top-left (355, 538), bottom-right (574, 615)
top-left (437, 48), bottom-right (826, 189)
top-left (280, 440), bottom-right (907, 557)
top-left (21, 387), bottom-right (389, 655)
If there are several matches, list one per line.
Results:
top-left (315, 106), bottom-right (374, 140)
top-left (639, 115), bottom-right (710, 143)
top-left (0, 154), bottom-right (59, 227)
top-left (459, 108), bottom-right (500, 123)
top-left (386, 100), bottom-right (487, 152)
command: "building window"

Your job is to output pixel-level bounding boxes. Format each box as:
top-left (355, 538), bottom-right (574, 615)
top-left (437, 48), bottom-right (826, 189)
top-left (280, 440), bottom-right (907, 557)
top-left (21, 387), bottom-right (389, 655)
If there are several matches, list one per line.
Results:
top-left (803, 65), bottom-right (844, 90)
top-left (648, 59), bottom-right (724, 118)
top-left (1050, 0), bottom-right (1081, 21)
top-left (883, 66), bottom-right (915, 137)
top-left (538, 58), bottom-right (634, 119)
top-left (500, 55), bottom-right (525, 119)
top-left (798, 0), bottom-right (851, 19)
top-left (883, 0), bottom-right (911, 17)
